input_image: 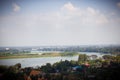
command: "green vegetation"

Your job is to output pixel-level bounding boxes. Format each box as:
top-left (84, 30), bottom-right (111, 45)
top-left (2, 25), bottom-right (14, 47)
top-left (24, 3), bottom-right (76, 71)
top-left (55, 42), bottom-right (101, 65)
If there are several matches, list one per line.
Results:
top-left (0, 45), bottom-right (120, 80)
top-left (0, 54), bottom-right (120, 80)
top-left (0, 52), bottom-right (79, 59)
top-left (60, 52), bottom-right (79, 56)
top-left (78, 54), bottom-right (88, 64)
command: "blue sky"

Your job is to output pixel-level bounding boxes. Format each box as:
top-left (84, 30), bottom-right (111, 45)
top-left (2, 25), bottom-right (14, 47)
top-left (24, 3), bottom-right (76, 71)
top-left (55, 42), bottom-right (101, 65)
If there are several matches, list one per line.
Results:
top-left (0, 0), bottom-right (120, 46)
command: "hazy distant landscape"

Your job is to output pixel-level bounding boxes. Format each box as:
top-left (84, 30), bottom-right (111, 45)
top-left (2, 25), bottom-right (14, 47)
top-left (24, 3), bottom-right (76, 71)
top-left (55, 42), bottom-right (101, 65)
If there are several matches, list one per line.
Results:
top-left (0, 45), bottom-right (120, 68)
top-left (0, 45), bottom-right (120, 59)
top-left (0, 0), bottom-right (120, 80)
top-left (0, 45), bottom-right (120, 80)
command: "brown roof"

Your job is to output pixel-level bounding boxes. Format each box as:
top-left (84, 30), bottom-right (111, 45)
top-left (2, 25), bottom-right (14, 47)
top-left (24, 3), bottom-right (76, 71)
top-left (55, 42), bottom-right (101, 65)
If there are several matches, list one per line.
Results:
top-left (30, 70), bottom-right (41, 76)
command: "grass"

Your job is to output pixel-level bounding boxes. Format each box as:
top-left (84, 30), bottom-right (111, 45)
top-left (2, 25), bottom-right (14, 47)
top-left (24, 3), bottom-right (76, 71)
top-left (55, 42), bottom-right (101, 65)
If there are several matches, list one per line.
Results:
top-left (0, 52), bottom-right (79, 59)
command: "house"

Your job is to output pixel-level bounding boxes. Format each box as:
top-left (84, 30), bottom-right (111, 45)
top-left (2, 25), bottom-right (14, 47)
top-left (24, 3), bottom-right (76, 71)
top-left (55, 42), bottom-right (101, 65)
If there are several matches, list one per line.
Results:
top-left (30, 70), bottom-right (41, 76)
top-left (84, 62), bottom-right (90, 67)
top-left (89, 55), bottom-right (98, 60)
top-left (24, 69), bottom-right (42, 80)
top-left (72, 65), bottom-right (83, 71)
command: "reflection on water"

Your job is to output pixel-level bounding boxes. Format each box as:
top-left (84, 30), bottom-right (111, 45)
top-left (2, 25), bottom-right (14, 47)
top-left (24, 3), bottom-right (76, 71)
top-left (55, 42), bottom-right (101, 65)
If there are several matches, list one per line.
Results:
top-left (0, 56), bottom-right (79, 68)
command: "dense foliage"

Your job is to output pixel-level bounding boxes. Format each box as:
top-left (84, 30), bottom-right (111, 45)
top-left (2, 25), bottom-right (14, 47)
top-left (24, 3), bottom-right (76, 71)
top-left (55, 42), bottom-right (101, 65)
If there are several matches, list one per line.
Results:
top-left (0, 54), bottom-right (120, 80)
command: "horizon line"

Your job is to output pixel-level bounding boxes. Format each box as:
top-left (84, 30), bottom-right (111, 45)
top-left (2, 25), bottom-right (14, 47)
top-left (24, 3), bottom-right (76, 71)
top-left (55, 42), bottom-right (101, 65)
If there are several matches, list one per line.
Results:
top-left (0, 44), bottom-right (120, 47)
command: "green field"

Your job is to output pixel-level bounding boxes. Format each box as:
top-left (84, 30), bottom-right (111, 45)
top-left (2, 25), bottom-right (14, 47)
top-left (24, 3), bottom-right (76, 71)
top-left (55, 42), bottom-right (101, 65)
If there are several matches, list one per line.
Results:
top-left (0, 52), bottom-right (79, 59)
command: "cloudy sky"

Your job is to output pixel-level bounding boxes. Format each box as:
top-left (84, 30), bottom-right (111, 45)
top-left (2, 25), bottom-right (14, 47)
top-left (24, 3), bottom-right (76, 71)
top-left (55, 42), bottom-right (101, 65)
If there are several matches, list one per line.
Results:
top-left (0, 0), bottom-right (120, 46)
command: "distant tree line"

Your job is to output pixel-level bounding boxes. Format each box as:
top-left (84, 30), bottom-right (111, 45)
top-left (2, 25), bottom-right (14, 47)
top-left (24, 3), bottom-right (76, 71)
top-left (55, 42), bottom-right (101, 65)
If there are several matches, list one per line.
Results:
top-left (0, 45), bottom-right (120, 56)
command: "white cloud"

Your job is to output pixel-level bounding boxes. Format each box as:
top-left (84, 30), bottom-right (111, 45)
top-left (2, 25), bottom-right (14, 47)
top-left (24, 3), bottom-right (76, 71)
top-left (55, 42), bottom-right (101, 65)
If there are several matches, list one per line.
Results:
top-left (117, 2), bottom-right (120, 8)
top-left (12, 3), bottom-right (20, 12)
top-left (1, 2), bottom-right (110, 31)
top-left (60, 2), bottom-right (109, 25)
top-left (87, 7), bottom-right (97, 16)
top-left (95, 14), bottom-right (109, 24)
top-left (61, 2), bottom-right (78, 12)
top-left (1, 2), bottom-right (119, 46)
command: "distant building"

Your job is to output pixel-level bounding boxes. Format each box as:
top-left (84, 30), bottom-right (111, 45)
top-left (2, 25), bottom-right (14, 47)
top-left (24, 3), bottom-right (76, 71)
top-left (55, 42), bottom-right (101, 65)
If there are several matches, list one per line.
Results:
top-left (88, 55), bottom-right (98, 60)
top-left (5, 48), bottom-right (9, 50)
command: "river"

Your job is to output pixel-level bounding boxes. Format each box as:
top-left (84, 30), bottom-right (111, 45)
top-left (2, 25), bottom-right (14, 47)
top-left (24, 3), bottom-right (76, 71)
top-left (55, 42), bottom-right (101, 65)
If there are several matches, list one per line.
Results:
top-left (0, 52), bottom-right (107, 68)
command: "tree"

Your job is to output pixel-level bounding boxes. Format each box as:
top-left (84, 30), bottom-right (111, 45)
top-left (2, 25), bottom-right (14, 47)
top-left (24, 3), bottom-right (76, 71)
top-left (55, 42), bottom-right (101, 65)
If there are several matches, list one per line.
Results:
top-left (14, 63), bottom-right (21, 70)
top-left (41, 63), bottom-right (55, 73)
top-left (102, 55), bottom-right (113, 60)
top-left (78, 54), bottom-right (87, 64)
top-left (91, 55), bottom-right (98, 60)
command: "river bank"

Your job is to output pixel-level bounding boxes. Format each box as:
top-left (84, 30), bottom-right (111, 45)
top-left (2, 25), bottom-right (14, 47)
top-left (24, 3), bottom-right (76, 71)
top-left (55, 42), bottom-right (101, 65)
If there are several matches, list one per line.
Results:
top-left (0, 52), bottom-right (79, 59)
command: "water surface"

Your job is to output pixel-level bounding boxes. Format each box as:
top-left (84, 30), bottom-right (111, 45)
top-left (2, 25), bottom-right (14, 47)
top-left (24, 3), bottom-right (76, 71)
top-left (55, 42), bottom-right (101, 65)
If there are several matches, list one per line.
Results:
top-left (0, 56), bottom-right (78, 68)
top-left (0, 52), bottom-right (107, 68)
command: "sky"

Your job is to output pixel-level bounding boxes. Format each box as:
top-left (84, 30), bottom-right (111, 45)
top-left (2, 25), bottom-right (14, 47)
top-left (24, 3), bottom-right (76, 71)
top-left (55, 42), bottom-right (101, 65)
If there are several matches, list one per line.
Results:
top-left (0, 0), bottom-right (120, 46)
